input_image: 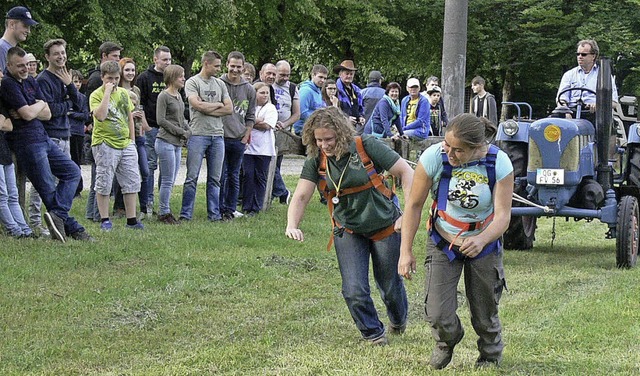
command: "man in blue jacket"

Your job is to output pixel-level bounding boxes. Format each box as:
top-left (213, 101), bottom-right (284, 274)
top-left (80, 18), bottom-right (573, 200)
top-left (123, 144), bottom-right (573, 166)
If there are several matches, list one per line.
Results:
top-left (293, 64), bottom-right (327, 135)
top-left (401, 78), bottom-right (430, 140)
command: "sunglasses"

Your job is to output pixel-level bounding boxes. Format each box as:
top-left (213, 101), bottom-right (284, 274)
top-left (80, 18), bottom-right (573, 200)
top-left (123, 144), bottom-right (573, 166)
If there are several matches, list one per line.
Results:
top-left (576, 52), bottom-right (594, 57)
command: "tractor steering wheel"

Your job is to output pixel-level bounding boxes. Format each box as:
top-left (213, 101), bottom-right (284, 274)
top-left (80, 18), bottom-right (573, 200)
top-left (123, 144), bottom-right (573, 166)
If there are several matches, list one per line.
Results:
top-left (556, 87), bottom-right (597, 119)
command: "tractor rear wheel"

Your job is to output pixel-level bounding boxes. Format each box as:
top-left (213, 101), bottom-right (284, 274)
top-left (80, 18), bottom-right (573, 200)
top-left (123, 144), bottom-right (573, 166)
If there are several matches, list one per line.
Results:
top-left (616, 195), bottom-right (639, 268)
top-left (497, 141), bottom-right (536, 250)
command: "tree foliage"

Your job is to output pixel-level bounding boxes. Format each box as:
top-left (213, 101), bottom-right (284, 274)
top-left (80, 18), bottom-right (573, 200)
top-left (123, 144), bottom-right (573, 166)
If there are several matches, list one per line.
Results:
top-left (12, 0), bottom-right (640, 115)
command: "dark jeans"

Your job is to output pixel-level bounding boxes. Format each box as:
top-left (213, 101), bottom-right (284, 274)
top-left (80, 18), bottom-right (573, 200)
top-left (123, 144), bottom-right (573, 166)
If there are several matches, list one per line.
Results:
top-left (70, 134), bottom-right (84, 196)
top-left (242, 154), bottom-right (270, 213)
top-left (13, 139), bottom-right (85, 235)
top-left (220, 138), bottom-right (245, 215)
top-left (271, 154), bottom-right (288, 199)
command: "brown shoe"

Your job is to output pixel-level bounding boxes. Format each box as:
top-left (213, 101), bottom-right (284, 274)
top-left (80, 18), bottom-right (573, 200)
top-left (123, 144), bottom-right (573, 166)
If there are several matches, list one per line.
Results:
top-left (158, 213), bottom-right (179, 225)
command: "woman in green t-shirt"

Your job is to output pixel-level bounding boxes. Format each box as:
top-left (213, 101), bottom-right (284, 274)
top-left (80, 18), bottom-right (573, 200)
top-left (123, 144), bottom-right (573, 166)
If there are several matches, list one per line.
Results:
top-left (286, 106), bottom-right (414, 346)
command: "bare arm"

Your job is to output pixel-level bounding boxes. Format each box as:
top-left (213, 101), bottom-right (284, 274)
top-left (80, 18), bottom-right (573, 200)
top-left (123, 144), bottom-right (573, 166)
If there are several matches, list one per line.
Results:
top-left (188, 95), bottom-right (223, 114)
top-left (15, 99), bottom-right (50, 121)
top-left (285, 179), bottom-right (316, 242)
top-left (387, 157), bottom-right (414, 231)
top-left (399, 164), bottom-right (432, 279)
top-left (93, 84), bottom-right (114, 122)
top-left (459, 172), bottom-right (514, 257)
top-left (281, 98), bottom-right (300, 128)
top-left (128, 111), bottom-right (135, 141)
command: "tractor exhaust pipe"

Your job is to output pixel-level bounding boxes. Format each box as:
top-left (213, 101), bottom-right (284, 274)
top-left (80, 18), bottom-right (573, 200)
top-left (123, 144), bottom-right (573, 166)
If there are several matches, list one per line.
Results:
top-left (596, 57), bottom-right (613, 192)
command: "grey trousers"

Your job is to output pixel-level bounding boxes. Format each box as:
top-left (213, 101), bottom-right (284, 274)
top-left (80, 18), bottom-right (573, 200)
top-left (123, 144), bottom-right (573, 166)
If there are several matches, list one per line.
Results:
top-left (424, 237), bottom-right (506, 361)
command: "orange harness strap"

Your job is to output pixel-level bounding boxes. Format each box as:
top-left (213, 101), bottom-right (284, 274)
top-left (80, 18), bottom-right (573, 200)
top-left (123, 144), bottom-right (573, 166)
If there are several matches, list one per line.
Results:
top-left (427, 200), bottom-right (495, 248)
top-left (319, 137), bottom-right (397, 251)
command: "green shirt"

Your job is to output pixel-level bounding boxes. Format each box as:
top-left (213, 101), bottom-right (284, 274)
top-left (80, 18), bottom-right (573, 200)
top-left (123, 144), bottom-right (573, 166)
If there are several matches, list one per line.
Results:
top-left (300, 135), bottom-right (401, 236)
top-left (90, 86), bottom-right (134, 149)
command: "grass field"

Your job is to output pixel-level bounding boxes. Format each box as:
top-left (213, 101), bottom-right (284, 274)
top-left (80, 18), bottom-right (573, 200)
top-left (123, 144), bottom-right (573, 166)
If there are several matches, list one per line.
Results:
top-left (1, 176), bottom-right (639, 375)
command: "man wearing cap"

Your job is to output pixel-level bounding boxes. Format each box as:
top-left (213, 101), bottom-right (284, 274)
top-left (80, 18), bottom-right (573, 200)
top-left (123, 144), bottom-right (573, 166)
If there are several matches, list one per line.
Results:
top-left (361, 70), bottom-right (385, 124)
top-left (426, 85), bottom-right (445, 136)
top-left (25, 53), bottom-right (38, 77)
top-left (401, 78), bottom-right (430, 139)
top-left (334, 60), bottom-right (365, 133)
top-left (0, 6), bottom-right (38, 73)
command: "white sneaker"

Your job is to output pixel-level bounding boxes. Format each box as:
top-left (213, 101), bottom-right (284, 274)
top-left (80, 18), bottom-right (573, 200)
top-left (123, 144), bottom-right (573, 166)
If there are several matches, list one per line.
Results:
top-left (232, 210), bottom-right (244, 218)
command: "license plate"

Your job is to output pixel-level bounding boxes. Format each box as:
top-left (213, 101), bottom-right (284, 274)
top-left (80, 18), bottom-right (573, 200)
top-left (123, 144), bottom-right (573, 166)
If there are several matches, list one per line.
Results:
top-left (536, 168), bottom-right (564, 185)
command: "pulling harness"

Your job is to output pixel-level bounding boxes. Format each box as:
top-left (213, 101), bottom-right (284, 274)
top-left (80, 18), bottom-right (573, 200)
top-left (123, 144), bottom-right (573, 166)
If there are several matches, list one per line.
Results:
top-left (428, 144), bottom-right (501, 261)
top-left (318, 137), bottom-right (397, 251)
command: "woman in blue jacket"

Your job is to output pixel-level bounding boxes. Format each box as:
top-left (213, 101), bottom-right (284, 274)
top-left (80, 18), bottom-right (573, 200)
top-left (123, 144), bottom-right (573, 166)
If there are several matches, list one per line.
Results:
top-left (363, 82), bottom-right (403, 139)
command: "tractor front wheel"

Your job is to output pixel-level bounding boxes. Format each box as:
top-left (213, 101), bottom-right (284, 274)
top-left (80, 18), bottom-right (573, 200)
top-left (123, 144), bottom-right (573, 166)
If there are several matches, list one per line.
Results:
top-left (497, 141), bottom-right (536, 250)
top-left (616, 195), bottom-right (639, 268)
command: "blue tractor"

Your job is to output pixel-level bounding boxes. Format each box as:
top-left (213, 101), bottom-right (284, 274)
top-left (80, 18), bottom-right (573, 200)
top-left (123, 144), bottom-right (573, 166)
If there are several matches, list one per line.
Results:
top-left (495, 58), bottom-right (639, 268)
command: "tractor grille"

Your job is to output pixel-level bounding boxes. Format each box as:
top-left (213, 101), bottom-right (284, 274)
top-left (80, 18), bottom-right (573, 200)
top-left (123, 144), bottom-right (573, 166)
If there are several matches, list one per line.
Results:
top-left (528, 136), bottom-right (580, 172)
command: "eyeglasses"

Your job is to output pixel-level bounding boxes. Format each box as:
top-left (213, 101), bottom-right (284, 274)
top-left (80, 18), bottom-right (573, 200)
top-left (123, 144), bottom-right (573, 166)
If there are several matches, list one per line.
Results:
top-left (576, 52), bottom-right (594, 57)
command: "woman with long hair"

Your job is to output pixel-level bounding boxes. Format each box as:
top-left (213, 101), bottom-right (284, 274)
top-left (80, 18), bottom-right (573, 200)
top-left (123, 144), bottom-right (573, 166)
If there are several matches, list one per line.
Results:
top-left (286, 106), bottom-right (414, 345)
top-left (242, 82), bottom-right (278, 215)
top-left (155, 65), bottom-right (191, 224)
top-left (321, 79), bottom-right (339, 108)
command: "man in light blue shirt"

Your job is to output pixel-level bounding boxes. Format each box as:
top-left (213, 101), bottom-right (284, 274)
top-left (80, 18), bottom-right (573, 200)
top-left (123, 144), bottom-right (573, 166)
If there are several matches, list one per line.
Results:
top-left (557, 39), bottom-right (618, 114)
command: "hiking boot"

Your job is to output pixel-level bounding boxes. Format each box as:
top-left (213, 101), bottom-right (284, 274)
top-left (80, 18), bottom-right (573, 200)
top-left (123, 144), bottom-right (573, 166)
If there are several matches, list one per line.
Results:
top-left (44, 212), bottom-right (66, 243)
top-left (369, 335), bottom-right (389, 346)
top-left (430, 330), bottom-right (464, 370)
top-left (430, 344), bottom-right (454, 369)
top-left (389, 323), bottom-right (406, 335)
top-left (158, 213), bottom-right (179, 225)
top-left (69, 230), bottom-right (95, 242)
top-left (222, 212), bottom-right (234, 221)
top-left (475, 356), bottom-right (501, 369)
top-left (126, 221), bottom-right (145, 230)
top-left (100, 220), bottom-right (113, 232)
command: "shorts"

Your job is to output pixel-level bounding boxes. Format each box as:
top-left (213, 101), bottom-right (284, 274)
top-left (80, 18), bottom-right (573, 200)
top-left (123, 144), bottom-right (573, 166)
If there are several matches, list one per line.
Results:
top-left (93, 142), bottom-right (141, 195)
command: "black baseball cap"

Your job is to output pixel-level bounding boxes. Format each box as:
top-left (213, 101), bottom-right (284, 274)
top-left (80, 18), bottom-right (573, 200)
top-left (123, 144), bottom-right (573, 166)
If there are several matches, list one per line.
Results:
top-left (6, 6), bottom-right (38, 26)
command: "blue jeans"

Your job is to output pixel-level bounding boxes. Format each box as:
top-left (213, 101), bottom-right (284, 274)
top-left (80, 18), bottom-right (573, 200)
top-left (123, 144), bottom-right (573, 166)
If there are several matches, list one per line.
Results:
top-left (145, 127), bottom-right (159, 208)
top-left (180, 135), bottom-right (224, 221)
top-left (13, 139), bottom-right (84, 235)
top-left (333, 231), bottom-right (408, 340)
top-left (155, 138), bottom-right (181, 216)
top-left (271, 155), bottom-right (288, 199)
top-left (242, 154), bottom-right (271, 213)
top-left (220, 138), bottom-right (245, 215)
top-left (85, 161), bottom-right (99, 221)
top-left (0, 163), bottom-right (31, 236)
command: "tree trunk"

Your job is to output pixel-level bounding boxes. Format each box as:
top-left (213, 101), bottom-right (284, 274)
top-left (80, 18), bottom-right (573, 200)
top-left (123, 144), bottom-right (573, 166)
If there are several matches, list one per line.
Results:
top-left (501, 68), bottom-right (515, 121)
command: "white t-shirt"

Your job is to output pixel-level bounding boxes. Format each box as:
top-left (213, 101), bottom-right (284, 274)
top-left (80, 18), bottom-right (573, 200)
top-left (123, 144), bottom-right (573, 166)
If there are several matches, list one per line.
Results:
top-left (246, 103), bottom-right (277, 156)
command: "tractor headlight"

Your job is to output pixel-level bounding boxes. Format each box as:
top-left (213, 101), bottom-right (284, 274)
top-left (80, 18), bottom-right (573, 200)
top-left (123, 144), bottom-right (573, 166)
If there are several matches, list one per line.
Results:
top-left (502, 120), bottom-right (519, 137)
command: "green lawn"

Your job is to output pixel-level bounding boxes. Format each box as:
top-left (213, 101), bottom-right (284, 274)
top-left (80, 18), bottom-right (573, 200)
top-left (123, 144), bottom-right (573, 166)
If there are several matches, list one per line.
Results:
top-left (1, 177), bottom-right (639, 375)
